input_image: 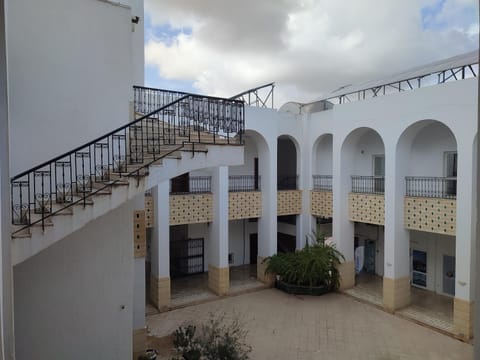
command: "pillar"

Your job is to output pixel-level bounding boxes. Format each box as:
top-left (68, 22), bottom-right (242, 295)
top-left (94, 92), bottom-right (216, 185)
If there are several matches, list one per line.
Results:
top-left (207, 166), bottom-right (229, 295)
top-left (150, 181), bottom-right (171, 311)
top-left (0, 1), bottom-right (14, 357)
top-left (332, 136), bottom-right (355, 290)
top-left (454, 144), bottom-right (476, 340)
top-left (383, 144), bottom-right (410, 312)
top-left (257, 139), bottom-right (277, 285)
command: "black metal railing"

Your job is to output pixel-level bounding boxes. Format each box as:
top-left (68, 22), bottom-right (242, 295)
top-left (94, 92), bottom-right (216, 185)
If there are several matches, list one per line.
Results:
top-left (277, 175), bottom-right (298, 190)
top-left (134, 86), bottom-right (190, 114)
top-left (170, 176), bottom-right (212, 195)
top-left (229, 82), bottom-right (275, 109)
top-left (229, 175), bottom-right (261, 192)
top-left (11, 91), bottom-right (244, 232)
top-left (406, 176), bottom-right (457, 199)
top-left (312, 175), bottom-right (332, 191)
top-left (351, 176), bottom-right (385, 194)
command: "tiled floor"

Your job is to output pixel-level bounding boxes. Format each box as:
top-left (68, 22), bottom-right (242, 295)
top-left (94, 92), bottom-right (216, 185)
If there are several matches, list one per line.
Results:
top-left (147, 289), bottom-right (472, 360)
top-left (168, 265), bottom-right (265, 308)
top-left (343, 273), bottom-right (455, 335)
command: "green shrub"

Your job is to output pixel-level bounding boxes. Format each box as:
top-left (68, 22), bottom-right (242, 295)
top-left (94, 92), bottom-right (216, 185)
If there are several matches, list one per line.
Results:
top-left (264, 233), bottom-right (344, 290)
top-left (171, 313), bottom-right (252, 360)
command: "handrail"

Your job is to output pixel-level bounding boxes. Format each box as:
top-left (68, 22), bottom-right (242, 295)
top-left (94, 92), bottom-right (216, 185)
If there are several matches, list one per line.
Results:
top-left (229, 82), bottom-right (275, 100)
top-left (229, 82), bottom-right (275, 109)
top-left (11, 90), bottom-right (245, 230)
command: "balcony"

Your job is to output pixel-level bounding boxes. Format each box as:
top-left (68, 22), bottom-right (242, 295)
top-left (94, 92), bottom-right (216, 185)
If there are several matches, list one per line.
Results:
top-left (404, 177), bottom-right (456, 235)
top-left (169, 176), bottom-right (213, 225)
top-left (277, 175), bottom-right (302, 216)
top-left (349, 176), bottom-right (385, 225)
top-left (311, 175), bottom-right (332, 218)
top-left (228, 175), bottom-right (262, 220)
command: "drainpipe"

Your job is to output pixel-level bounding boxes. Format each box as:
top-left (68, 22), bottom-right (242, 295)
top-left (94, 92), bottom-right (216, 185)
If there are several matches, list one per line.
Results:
top-left (474, 44), bottom-right (480, 358)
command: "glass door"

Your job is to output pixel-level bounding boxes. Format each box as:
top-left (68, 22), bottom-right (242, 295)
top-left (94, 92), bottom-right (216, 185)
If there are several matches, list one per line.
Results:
top-left (373, 155), bottom-right (385, 193)
top-left (412, 250), bottom-right (427, 287)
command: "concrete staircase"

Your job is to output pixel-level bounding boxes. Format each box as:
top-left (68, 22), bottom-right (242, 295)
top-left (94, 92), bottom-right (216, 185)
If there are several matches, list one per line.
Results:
top-left (11, 91), bottom-right (245, 265)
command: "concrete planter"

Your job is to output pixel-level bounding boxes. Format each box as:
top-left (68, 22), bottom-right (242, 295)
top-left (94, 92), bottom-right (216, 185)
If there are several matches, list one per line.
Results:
top-left (275, 279), bottom-right (331, 296)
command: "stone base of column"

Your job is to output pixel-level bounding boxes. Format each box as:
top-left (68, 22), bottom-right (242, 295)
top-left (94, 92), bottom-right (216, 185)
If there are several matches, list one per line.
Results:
top-left (132, 327), bottom-right (147, 360)
top-left (453, 298), bottom-right (474, 340)
top-left (257, 256), bottom-right (275, 286)
top-left (208, 264), bottom-right (229, 296)
top-left (150, 274), bottom-right (171, 312)
top-left (338, 261), bottom-right (355, 290)
top-left (383, 276), bottom-right (410, 312)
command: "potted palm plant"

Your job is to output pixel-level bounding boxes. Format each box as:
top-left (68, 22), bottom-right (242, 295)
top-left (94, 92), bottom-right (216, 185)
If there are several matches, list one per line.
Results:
top-left (264, 233), bottom-right (344, 295)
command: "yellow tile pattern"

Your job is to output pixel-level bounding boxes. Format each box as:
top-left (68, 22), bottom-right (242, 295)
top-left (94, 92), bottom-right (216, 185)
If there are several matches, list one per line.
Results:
top-left (310, 190), bottom-right (333, 218)
top-left (150, 274), bottom-right (171, 312)
top-left (277, 190), bottom-right (302, 216)
top-left (169, 194), bottom-right (213, 225)
top-left (208, 265), bottom-right (229, 296)
top-left (228, 192), bottom-right (262, 220)
top-left (145, 193), bottom-right (154, 228)
top-left (348, 193), bottom-right (385, 225)
top-left (133, 210), bottom-right (146, 258)
top-left (404, 197), bottom-right (456, 235)
top-left (383, 276), bottom-right (411, 312)
top-left (453, 298), bottom-right (474, 340)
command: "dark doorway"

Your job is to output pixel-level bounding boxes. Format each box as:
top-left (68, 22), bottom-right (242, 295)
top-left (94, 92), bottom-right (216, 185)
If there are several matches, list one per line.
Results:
top-left (171, 173), bottom-right (190, 194)
top-left (254, 157), bottom-right (259, 190)
top-left (277, 233), bottom-right (296, 253)
top-left (250, 233), bottom-right (258, 264)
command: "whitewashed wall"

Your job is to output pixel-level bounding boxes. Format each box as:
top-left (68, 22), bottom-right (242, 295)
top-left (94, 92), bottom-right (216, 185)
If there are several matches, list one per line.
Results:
top-left (14, 200), bottom-right (135, 360)
top-left (7, 0), bottom-right (133, 174)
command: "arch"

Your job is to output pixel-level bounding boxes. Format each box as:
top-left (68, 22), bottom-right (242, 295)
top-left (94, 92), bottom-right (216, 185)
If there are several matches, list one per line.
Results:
top-left (277, 134), bottom-right (301, 190)
top-left (340, 127), bottom-right (385, 178)
top-left (311, 133), bottom-right (333, 176)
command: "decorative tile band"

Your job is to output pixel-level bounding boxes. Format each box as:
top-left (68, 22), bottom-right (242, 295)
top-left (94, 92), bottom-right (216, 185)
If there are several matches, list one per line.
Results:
top-left (348, 193), bottom-right (385, 225)
top-left (404, 196), bottom-right (456, 235)
top-left (145, 193), bottom-right (154, 228)
top-left (169, 194), bottom-right (213, 225)
top-left (228, 192), bottom-right (262, 220)
top-left (277, 190), bottom-right (302, 216)
top-left (310, 190), bottom-right (333, 218)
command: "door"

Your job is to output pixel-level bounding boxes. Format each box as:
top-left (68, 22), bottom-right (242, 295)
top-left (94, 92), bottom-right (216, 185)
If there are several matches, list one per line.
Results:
top-left (443, 255), bottom-right (455, 296)
top-left (249, 234), bottom-right (258, 264)
top-left (171, 173), bottom-right (190, 194)
top-left (364, 240), bottom-right (376, 274)
top-left (373, 155), bottom-right (385, 193)
top-left (444, 152), bottom-right (457, 197)
top-left (254, 157), bottom-right (259, 190)
top-left (412, 250), bottom-right (427, 287)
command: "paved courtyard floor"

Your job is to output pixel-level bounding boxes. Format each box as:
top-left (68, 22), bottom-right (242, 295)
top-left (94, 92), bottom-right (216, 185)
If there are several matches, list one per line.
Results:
top-left (147, 288), bottom-right (472, 360)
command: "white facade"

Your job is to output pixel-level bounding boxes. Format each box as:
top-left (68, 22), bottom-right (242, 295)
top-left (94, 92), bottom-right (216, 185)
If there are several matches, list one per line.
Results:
top-left (1, 0), bottom-right (479, 357)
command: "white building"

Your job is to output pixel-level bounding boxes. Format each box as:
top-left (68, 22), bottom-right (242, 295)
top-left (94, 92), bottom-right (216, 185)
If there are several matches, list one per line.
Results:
top-left (0, 0), bottom-right (478, 359)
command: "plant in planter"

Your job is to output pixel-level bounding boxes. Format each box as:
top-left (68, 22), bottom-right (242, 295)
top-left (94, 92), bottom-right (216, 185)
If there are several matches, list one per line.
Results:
top-left (264, 232), bottom-right (344, 295)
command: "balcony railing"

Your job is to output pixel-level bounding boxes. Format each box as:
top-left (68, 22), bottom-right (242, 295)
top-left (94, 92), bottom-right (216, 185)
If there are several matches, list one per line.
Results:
top-left (312, 175), bottom-right (332, 191)
top-left (351, 176), bottom-right (384, 194)
top-left (277, 175), bottom-right (298, 190)
top-left (405, 176), bottom-right (456, 199)
top-left (229, 175), bottom-right (261, 192)
top-left (133, 86), bottom-right (190, 114)
top-left (170, 176), bottom-right (211, 195)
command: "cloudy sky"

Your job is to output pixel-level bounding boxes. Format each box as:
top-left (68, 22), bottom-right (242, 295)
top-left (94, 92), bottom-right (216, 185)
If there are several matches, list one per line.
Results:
top-left (144, 0), bottom-right (478, 106)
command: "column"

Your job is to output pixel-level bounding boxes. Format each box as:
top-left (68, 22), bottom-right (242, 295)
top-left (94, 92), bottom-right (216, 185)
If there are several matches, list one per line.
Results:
top-left (0, 1), bottom-right (14, 357)
top-left (207, 166), bottom-right (230, 295)
top-left (150, 181), bottom-right (171, 311)
top-left (256, 140), bottom-right (277, 285)
top-left (332, 137), bottom-right (355, 290)
top-left (383, 145), bottom-right (410, 312)
top-left (454, 145), bottom-right (475, 340)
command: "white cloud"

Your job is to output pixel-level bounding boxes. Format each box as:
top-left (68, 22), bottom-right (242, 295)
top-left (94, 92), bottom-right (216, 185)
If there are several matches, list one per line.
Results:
top-left (145, 0), bottom-right (478, 105)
